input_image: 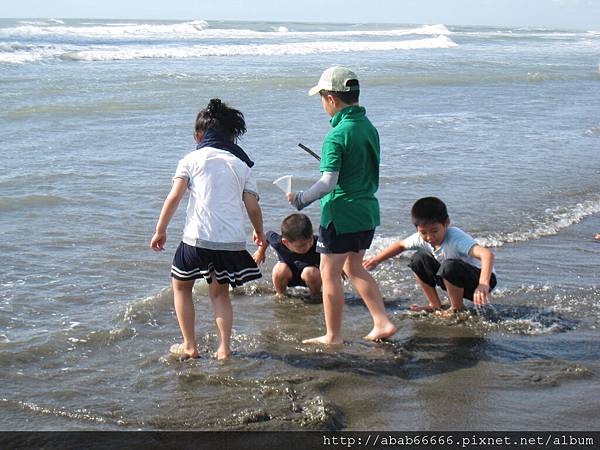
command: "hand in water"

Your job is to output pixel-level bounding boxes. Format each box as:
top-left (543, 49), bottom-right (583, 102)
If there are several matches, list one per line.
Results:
top-left (473, 283), bottom-right (490, 306)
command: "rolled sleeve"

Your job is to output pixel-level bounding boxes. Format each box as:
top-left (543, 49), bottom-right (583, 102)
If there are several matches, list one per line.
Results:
top-left (173, 158), bottom-right (191, 186)
top-left (243, 171), bottom-right (260, 201)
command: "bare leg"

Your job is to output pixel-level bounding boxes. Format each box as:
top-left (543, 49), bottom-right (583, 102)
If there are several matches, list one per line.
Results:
top-left (343, 251), bottom-right (397, 341)
top-left (302, 253), bottom-right (346, 345)
top-left (272, 262), bottom-right (293, 296)
top-left (301, 266), bottom-right (322, 296)
top-left (410, 273), bottom-right (443, 312)
top-left (436, 278), bottom-right (466, 317)
top-left (209, 277), bottom-right (233, 360)
top-left (171, 278), bottom-right (199, 359)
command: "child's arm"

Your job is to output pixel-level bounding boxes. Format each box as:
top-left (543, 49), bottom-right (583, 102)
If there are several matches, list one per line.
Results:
top-left (243, 192), bottom-right (267, 248)
top-left (469, 245), bottom-right (495, 305)
top-left (362, 240), bottom-right (407, 270)
top-left (150, 178), bottom-right (188, 251)
top-left (287, 172), bottom-right (339, 210)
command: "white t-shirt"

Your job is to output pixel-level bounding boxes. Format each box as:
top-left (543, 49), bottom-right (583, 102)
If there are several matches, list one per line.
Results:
top-left (403, 226), bottom-right (483, 268)
top-left (173, 146), bottom-right (258, 251)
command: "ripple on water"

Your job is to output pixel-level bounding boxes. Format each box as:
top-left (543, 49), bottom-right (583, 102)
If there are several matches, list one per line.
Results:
top-left (0, 194), bottom-right (67, 212)
top-left (497, 359), bottom-right (592, 388)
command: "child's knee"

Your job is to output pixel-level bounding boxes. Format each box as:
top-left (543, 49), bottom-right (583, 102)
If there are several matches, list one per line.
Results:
top-left (343, 255), bottom-right (367, 278)
top-left (409, 251), bottom-right (432, 271)
top-left (172, 278), bottom-right (195, 292)
top-left (272, 262), bottom-right (293, 281)
top-left (301, 266), bottom-right (321, 284)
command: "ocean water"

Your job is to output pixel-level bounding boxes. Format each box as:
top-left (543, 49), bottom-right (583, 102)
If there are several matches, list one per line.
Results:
top-left (1, 18), bottom-right (599, 431)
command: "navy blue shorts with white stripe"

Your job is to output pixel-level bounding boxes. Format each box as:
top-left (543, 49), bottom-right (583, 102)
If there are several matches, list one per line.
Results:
top-left (171, 242), bottom-right (262, 287)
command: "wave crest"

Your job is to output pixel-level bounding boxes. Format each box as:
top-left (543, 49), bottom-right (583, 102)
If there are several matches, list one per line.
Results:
top-left (1, 21), bottom-right (448, 40)
top-left (2, 20), bottom-right (210, 39)
top-left (476, 198), bottom-right (600, 247)
top-left (56, 36), bottom-right (458, 62)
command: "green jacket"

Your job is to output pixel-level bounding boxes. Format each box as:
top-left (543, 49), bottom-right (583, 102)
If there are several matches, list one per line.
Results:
top-left (319, 105), bottom-right (380, 233)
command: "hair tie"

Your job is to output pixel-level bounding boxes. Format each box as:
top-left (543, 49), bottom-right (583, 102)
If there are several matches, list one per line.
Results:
top-left (207, 98), bottom-right (222, 114)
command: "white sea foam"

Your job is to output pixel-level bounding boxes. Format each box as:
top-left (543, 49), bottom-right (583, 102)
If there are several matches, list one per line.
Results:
top-left (0, 42), bottom-right (68, 63)
top-left (290, 24), bottom-right (451, 38)
top-left (1, 20), bottom-right (210, 39)
top-left (0, 21), bottom-right (449, 40)
top-left (57, 36), bottom-right (457, 62)
top-left (17, 19), bottom-right (64, 26)
top-left (0, 35), bottom-right (457, 64)
top-left (371, 198), bottom-right (600, 251)
top-left (17, 20), bottom-right (50, 26)
top-left (0, 21), bottom-right (457, 64)
top-left (476, 198), bottom-right (600, 247)
top-left (457, 28), bottom-right (595, 41)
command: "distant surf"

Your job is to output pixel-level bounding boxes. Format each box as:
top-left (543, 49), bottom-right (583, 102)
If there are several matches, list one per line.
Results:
top-left (0, 20), bottom-right (458, 64)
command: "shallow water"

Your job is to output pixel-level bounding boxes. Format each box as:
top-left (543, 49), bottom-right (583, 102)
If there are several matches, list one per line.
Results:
top-left (1, 18), bottom-right (599, 430)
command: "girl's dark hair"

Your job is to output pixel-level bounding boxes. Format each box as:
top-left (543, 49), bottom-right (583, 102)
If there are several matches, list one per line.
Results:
top-left (195, 98), bottom-right (246, 142)
top-left (411, 197), bottom-right (449, 227)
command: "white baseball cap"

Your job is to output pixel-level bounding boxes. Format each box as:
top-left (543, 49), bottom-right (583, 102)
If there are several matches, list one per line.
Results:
top-left (308, 66), bottom-right (360, 96)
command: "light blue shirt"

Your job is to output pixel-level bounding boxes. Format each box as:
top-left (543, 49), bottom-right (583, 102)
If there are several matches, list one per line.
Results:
top-left (403, 226), bottom-right (482, 268)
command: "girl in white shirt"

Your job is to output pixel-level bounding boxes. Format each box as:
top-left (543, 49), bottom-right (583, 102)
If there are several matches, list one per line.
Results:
top-left (151, 98), bottom-right (265, 360)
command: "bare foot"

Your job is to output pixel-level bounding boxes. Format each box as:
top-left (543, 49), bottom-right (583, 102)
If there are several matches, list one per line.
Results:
top-left (213, 349), bottom-right (231, 360)
top-left (364, 322), bottom-right (398, 341)
top-left (595, 234), bottom-right (600, 241)
top-left (435, 307), bottom-right (466, 318)
top-left (409, 303), bottom-right (441, 313)
top-left (170, 343), bottom-right (199, 360)
top-left (302, 335), bottom-right (344, 345)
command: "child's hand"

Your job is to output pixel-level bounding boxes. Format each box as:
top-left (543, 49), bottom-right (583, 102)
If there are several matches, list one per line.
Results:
top-left (473, 284), bottom-right (490, 306)
top-left (362, 257), bottom-right (380, 270)
top-left (252, 249), bottom-right (265, 265)
top-left (253, 230), bottom-right (267, 248)
top-left (287, 191), bottom-right (306, 210)
top-left (150, 231), bottom-right (166, 251)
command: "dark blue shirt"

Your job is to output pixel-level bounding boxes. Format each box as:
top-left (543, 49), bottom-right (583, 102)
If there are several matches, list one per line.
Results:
top-left (266, 231), bottom-right (320, 274)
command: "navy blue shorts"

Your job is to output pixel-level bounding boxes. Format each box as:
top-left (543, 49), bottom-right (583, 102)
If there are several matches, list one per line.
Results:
top-left (281, 261), bottom-right (318, 287)
top-left (316, 223), bottom-right (375, 254)
top-left (171, 242), bottom-right (262, 287)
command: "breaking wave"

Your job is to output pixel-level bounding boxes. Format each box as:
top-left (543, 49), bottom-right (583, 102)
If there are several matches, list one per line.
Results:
top-left (477, 198), bottom-right (600, 247)
top-left (1, 36), bottom-right (457, 64)
top-left (2, 20), bottom-right (210, 39)
top-left (1, 21), bottom-right (448, 40)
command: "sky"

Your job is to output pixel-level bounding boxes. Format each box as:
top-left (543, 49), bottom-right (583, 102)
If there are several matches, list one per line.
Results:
top-left (1, 0), bottom-right (600, 30)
